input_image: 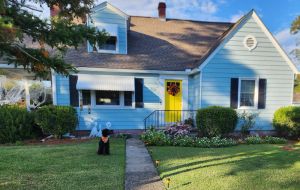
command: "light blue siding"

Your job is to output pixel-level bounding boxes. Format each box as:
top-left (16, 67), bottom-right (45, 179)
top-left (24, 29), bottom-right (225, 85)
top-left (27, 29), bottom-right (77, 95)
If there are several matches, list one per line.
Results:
top-left (201, 16), bottom-right (294, 130)
top-left (88, 6), bottom-right (127, 54)
top-left (188, 74), bottom-right (200, 110)
top-left (55, 72), bottom-right (162, 130)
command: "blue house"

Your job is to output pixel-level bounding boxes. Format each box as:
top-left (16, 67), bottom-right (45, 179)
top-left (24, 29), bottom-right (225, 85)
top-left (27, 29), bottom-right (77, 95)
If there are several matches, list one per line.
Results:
top-left (52, 2), bottom-right (299, 133)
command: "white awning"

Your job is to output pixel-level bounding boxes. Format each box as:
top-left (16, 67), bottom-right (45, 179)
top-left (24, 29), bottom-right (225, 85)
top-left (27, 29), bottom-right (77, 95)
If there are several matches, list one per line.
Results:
top-left (76, 74), bottom-right (134, 91)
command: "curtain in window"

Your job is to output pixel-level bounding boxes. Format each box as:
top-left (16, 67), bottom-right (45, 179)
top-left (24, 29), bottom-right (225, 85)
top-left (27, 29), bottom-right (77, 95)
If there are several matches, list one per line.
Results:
top-left (240, 80), bottom-right (255, 107)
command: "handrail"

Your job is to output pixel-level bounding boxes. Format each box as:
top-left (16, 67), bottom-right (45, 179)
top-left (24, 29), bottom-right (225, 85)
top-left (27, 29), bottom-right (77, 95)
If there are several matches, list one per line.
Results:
top-left (143, 110), bottom-right (157, 122)
top-left (144, 110), bottom-right (197, 131)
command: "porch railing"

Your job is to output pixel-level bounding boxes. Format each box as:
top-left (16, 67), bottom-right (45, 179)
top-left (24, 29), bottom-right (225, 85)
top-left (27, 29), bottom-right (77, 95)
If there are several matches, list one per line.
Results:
top-left (144, 110), bottom-right (197, 131)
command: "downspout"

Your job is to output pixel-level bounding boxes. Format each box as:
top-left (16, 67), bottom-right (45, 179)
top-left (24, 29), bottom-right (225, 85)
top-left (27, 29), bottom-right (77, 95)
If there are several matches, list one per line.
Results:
top-left (199, 71), bottom-right (202, 109)
top-left (51, 69), bottom-right (57, 105)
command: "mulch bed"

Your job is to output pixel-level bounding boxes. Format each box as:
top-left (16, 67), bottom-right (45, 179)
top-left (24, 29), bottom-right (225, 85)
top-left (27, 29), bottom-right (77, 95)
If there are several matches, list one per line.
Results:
top-left (23, 138), bottom-right (93, 145)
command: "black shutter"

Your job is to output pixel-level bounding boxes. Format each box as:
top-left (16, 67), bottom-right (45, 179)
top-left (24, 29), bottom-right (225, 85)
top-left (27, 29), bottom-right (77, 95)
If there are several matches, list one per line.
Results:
top-left (258, 79), bottom-right (267, 109)
top-left (69, 75), bottom-right (79, 107)
top-left (230, 78), bottom-right (239, 109)
top-left (135, 78), bottom-right (144, 108)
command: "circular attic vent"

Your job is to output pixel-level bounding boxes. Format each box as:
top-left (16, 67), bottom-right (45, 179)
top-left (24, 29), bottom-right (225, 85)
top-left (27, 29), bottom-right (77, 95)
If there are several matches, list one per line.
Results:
top-left (243, 35), bottom-right (257, 51)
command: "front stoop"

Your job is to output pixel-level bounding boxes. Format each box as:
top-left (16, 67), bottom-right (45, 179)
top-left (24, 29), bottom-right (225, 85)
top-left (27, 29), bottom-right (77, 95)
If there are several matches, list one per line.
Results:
top-left (125, 138), bottom-right (164, 190)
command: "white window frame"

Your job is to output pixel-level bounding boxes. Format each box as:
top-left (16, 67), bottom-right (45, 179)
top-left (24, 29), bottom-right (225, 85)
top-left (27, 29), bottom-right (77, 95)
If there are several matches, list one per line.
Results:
top-left (97, 35), bottom-right (119, 54)
top-left (238, 77), bottom-right (259, 110)
top-left (79, 90), bottom-right (133, 109)
top-left (78, 90), bottom-right (92, 108)
top-left (94, 24), bottom-right (119, 54)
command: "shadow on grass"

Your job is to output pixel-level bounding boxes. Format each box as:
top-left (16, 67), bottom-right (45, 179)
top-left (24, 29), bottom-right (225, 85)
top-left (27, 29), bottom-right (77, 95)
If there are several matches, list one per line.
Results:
top-left (158, 145), bottom-right (300, 180)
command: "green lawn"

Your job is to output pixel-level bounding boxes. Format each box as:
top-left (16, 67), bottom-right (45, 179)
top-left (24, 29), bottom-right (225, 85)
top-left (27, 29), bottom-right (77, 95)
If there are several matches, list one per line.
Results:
top-left (0, 138), bottom-right (125, 190)
top-left (149, 143), bottom-right (300, 190)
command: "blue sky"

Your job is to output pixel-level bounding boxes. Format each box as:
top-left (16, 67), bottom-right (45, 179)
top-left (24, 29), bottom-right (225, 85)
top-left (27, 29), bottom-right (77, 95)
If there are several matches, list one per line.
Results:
top-left (36, 0), bottom-right (300, 55)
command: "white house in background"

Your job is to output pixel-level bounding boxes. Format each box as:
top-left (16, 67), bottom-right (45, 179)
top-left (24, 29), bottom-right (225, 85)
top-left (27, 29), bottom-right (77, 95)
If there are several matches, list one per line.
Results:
top-left (51, 2), bottom-right (299, 133)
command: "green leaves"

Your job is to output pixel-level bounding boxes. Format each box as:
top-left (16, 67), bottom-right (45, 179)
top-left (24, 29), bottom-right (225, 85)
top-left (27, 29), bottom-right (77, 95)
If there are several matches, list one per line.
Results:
top-left (0, 105), bottom-right (39, 143)
top-left (196, 106), bottom-right (238, 137)
top-left (273, 106), bottom-right (300, 138)
top-left (35, 105), bottom-right (78, 138)
top-left (0, 0), bottom-right (108, 77)
top-left (291, 16), bottom-right (300, 34)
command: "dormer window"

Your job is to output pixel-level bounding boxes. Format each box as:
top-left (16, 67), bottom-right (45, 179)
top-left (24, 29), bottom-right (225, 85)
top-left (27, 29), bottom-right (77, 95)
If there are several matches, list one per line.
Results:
top-left (90, 23), bottom-right (119, 54)
top-left (99, 36), bottom-right (117, 51)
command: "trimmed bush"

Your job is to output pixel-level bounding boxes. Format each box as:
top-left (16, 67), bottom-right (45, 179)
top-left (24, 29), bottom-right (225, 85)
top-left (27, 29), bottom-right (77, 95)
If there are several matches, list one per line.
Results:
top-left (35, 105), bottom-right (78, 138)
top-left (196, 106), bottom-right (238, 137)
top-left (0, 105), bottom-right (41, 143)
top-left (273, 106), bottom-right (300, 138)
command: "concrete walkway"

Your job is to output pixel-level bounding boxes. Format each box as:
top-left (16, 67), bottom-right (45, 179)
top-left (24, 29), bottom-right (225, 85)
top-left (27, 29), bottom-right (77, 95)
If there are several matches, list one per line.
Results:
top-left (125, 138), bottom-right (164, 190)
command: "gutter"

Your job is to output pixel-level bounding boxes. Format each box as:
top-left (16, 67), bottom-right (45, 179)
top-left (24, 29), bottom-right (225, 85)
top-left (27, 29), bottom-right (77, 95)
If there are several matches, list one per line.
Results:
top-left (77, 67), bottom-right (192, 75)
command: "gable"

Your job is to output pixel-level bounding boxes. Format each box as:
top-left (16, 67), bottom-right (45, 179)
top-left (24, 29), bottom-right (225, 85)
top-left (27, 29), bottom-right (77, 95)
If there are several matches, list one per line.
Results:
top-left (92, 2), bottom-right (129, 20)
top-left (87, 2), bottom-right (128, 54)
top-left (200, 11), bottom-right (298, 74)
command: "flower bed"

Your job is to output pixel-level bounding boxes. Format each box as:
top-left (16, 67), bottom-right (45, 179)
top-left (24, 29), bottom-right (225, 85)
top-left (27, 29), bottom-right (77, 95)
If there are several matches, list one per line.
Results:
top-left (245, 136), bottom-right (287, 144)
top-left (141, 128), bottom-right (288, 148)
top-left (140, 129), bottom-right (237, 148)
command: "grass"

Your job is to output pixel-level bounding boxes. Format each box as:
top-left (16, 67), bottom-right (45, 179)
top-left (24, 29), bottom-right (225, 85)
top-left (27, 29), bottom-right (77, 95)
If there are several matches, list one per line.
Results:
top-left (149, 142), bottom-right (300, 190)
top-left (0, 138), bottom-right (125, 190)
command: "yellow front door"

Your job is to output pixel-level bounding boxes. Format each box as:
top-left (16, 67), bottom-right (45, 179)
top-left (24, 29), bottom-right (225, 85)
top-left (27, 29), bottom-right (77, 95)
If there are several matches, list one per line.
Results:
top-left (165, 80), bottom-right (182, 122)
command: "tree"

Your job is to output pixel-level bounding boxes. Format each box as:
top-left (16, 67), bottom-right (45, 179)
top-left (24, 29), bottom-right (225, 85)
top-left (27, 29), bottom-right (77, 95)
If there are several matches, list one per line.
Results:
top-left (0, 0), bottom-right (108, 78)
top-left (291, 16), bottom-right (300, 34)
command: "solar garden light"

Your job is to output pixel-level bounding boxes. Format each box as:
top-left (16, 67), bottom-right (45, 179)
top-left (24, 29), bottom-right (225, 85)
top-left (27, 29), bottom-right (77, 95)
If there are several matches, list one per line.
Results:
top-left (155, 160), bottom-right (160, 167)
top-left (166, 178), bottom-right (171, 188)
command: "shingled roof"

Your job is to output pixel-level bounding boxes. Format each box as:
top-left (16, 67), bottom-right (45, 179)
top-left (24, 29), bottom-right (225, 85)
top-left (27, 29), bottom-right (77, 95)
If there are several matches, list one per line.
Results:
top-left (65, 16), bottom-right (234, 71)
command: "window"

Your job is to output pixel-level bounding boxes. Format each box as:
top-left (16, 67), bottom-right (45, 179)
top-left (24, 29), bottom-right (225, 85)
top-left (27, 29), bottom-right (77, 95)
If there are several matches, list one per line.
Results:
top-left (78, 90), bottom-right (134, 108)
top-left (124, 91), bottom-right (132, 106)
top-left (239, 79), bottom-right (257, 108)
top-left (96, 90), bottom-right (119, 105)
top-left (99, 36), bottom-right (117, 51)
top-left (82, 90), bottom-right (91, 105)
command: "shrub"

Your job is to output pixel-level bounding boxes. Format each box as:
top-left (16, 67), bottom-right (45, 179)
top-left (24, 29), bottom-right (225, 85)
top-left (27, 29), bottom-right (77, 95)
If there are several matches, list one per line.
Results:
top-left (140, 129), bottom-right (171, 146)
top-left (273, 106), bottom-right (300, 138)
top-left (0, 105), bottom-right (41, 143)
top-left (245, 136), bottom-right (287, 144)
top-left (184, 118), bottom-right (194, 127)
top-left (172, 136), bottom-right (195, 147)
top-left (35, 105), bottom-right (78, 138)
top-left (238, 111), bottom-right (259, 135)
top-left (244, 136), bottom-right (263, 144)
top-left (164, 123), bottom-right (191, 137)
top-left (196, 106), bottom-right (238, 137)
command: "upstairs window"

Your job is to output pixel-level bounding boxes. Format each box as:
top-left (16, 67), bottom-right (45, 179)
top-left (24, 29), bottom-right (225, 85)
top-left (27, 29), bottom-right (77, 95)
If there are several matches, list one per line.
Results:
top-left (98, 36), bottom-right (117, 51)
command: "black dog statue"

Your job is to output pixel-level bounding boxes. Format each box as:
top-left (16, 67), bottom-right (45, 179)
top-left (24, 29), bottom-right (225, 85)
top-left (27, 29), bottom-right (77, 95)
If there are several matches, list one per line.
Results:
top-left (97, 128), bottom-right (110, 155)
